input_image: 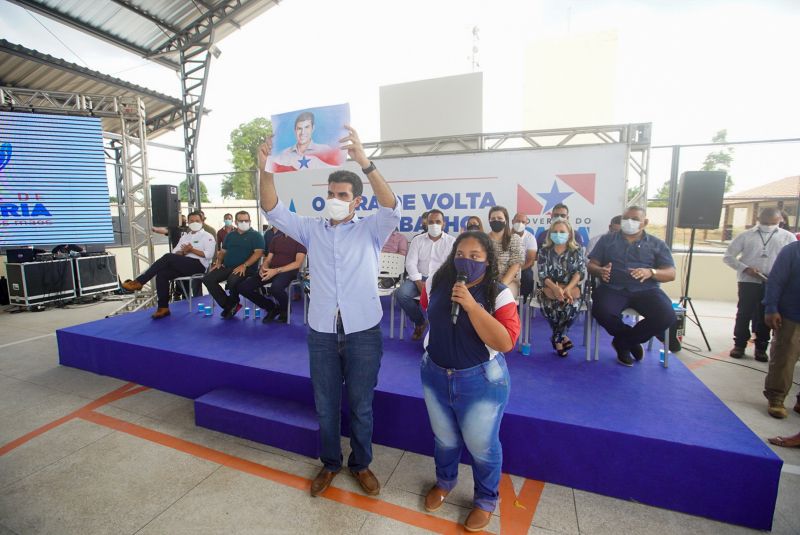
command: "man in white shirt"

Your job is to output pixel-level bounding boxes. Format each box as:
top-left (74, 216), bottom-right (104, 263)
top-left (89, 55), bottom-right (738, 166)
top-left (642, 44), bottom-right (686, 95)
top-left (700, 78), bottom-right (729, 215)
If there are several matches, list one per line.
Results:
top-left (121, 210), bottom-right (216, 319)
top-left (512, 213), bottom-right (538, 301)
top-left (396, 209), bottom-right (456, 340)
top-left (587, 216), bottom-right (622, 256)
top-left (723, 207), bottom-right (797, 360)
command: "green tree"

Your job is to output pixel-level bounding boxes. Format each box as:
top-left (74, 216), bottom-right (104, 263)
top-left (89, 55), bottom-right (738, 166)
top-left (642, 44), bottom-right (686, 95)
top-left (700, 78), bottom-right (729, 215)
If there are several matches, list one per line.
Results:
top-left (702, 129), bottom-right (734, 192)
top-left (222, 117), bottom-right (273, 199)
top-left (179, 178), bottom-right (210, 203)
top-left (109, 195), bottom-right (118, 203)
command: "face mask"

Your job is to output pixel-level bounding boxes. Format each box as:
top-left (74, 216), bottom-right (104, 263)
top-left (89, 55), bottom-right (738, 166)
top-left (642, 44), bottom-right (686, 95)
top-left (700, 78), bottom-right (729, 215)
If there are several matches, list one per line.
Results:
top-left (551, 215), bottom-right (567, 223)
top-left (188, 222), bottom-right (202, 232)
top-left (427, 224), bottom-right (442, 237)
top-left (466, 224), bottom-right (480, 231)
top-left (512, 222), bottom-right (526, 233)
top-left (551, 231), bottom-right (568, 245)
top-left (758, 224), bottom-right (778, 233)
top-left (489, 220), bottom-right (506, 233)
top-left (324, 197), bottom-right (352, 221)
top-left (237, 221), bottom-right (251, 232)
top-left (454, 257), bottom-right (487, 284)
top-left (224, 219), bottom-right (233, 227)
top-left (621, 218), bottom-right (641, 235)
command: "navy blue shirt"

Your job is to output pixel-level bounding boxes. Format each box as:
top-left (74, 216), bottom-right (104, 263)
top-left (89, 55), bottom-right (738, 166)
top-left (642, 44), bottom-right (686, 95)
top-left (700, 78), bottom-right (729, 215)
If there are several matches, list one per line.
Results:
top-left (588, 231), bottom-right (674, 292)
top-left (763, 241), bottom-right (800, 322)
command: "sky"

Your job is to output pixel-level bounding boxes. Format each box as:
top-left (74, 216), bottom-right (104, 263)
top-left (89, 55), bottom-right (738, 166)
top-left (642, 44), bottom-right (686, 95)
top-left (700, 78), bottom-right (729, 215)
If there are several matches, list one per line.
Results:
top-left (1, 0), bottom-right (799, 200)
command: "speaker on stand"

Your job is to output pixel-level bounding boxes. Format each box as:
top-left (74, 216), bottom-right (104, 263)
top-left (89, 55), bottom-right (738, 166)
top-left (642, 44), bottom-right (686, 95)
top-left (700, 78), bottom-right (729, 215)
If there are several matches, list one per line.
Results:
top-left (150, 185), bottom-right (181, 228)
top-left (674, 170), bottom-right (727, 351)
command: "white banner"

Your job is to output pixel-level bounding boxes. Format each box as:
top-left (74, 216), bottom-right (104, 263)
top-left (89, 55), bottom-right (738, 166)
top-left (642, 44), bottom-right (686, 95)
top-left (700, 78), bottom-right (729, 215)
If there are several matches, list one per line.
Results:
top-left (271, 144), bottom-right (628, 243)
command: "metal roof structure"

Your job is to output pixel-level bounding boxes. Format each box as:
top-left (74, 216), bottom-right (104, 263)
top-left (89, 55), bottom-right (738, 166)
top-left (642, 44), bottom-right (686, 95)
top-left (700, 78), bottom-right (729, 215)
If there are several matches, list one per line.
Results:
top-left (0, 39), bottom-right (184, 138)
top-left (6, 0), bottom-right (278, 70)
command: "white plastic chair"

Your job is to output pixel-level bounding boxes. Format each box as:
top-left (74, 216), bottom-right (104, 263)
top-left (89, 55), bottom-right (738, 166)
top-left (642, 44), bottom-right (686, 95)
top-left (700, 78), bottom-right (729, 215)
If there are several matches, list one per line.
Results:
top-left (589, 304), bottom-right (675, 368)
top-left (377, 252), bottom-right (406, 338)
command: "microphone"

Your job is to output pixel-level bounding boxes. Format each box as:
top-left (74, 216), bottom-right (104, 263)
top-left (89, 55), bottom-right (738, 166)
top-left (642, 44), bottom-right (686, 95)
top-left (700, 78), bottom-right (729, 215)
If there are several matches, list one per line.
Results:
top-left (451, 271), bottom-right (469, 325)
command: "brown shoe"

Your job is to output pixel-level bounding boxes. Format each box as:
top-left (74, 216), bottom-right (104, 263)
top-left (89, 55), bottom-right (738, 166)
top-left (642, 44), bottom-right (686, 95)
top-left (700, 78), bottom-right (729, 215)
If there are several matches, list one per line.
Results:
top-left (151, 307), bottom-right (170, 319)
top-left (464, 507), bottom-right (492, 532)
top-left (729, 346), bottom-right (745, 359)
top-left (122, 279), bottom-right (143, 292)
top-left (424, 485), bottom-right (449, 512)
top-left (768, 403), bottom-right (787, 419)
top-left (754, 349), bottom-right (768, 362)
top-left (310, 467), bottom-right (339, 497)
top-left (411, 321), bottom-right (428, 341)
top-left (350, 468), bottom-right (380, 496)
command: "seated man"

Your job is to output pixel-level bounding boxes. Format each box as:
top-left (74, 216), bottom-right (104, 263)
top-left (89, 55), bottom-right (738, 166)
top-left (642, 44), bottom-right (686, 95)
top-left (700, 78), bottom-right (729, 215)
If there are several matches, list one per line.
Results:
top-left (203, 210), bottom-right (264, 318)
top-left (122, 210), bottom-right (215, 319)
top-left (395, 209), bottom-right (455, 340)
top-left (588, 206), bottom-right (676, 367)
top-left (238, 225), bottom-right (307, 323)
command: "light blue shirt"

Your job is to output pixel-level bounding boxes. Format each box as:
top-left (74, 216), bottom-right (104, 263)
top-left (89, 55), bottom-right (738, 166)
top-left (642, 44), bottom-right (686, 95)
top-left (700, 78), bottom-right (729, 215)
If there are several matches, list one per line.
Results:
top-left (264, 199), bottom-right (401, 334)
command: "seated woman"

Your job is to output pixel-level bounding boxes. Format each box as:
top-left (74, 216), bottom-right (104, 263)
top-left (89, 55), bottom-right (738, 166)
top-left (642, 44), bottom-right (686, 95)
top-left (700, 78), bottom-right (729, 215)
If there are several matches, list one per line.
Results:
top-left (487, 206), bottom-right (524, 297)
top-left (462, 215), bottom-right (484, 233)
top-left (419, 231), bottom-right (520, 533)
top-left (536, 219), bottom-right (586, 357)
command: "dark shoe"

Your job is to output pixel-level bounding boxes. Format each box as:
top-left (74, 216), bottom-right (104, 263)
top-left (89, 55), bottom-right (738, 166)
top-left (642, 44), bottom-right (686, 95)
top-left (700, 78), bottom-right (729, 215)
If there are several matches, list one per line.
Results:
top-left (424, 485), bottom-right (449, 512)
top-left (411, 321), bottom-right (428, 341)
top-left (729, 346), bottom-right (745, 359)
top-left (276, 313), bottom-right (288, 324)
top-left (754, 349), bottom-right (768, 362)
top-left (350, 468), bottom-right (380, 496)
top-left (221, 303), bottom-right (242, 319)
top-left (121, 279), bottom-right (143, 292)
top-left (794, 400), bottom-right (800, 415)
top-left (768, 403), bottom-right (787, 419)
top-left (631, 343), bottom-right (644, 362)
top-left (612, 338), bottom-right (634, 367)
top-left (151, 307), bottom-right (170, 319)
top-left (310, 467), bottom-right (339, 497)
top-left (464, 507), bottom-right (492, 532)
top-left (262, 308), bottom-right (279, 323)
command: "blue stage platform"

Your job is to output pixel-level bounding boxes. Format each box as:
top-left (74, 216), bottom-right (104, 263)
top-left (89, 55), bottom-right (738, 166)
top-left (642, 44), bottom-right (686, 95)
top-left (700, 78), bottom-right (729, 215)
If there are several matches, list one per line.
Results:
top-left (56, 296), bottom-right (782, 530)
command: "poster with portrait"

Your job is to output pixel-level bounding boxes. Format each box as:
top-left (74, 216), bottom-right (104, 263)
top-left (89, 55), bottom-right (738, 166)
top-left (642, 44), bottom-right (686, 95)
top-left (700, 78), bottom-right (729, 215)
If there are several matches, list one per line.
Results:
top-left (267, 103), bottom-right (350, 173)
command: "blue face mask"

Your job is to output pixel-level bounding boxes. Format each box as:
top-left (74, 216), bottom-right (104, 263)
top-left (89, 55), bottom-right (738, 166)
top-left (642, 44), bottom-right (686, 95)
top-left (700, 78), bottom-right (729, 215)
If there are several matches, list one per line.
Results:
top-left (551, 231), bottom-right (569, 245)
top-left (454, 257), bottom-right (487, 283)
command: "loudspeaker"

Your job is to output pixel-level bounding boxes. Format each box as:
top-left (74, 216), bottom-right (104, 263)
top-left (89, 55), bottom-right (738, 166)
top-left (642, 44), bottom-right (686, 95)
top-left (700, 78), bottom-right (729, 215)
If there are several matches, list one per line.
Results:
top-left (675, 171), bottom-right (726, 229)
top-left (151, 185), bottom-right (180, 228)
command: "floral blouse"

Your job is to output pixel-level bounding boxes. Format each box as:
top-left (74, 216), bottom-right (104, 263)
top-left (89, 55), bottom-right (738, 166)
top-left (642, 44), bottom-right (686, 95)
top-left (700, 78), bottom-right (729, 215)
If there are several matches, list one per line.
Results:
top-left (537, 246), bottom-right (586, 286)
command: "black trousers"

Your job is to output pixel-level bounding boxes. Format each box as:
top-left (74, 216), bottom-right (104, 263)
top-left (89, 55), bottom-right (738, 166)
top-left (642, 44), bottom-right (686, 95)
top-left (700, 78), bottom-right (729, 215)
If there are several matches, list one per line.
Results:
top-left (734, 282), bottom-right (770, 350)
top-left (136, 253), bottom-right (205, 308)
top-left (592, 285), bottom-right (675, 348)
top-left (520, 267), bottom-right (534, 301)
top-left (238, 270), bottom-right (299, 315)
top-left (202, 266), bottom-right (253, 309)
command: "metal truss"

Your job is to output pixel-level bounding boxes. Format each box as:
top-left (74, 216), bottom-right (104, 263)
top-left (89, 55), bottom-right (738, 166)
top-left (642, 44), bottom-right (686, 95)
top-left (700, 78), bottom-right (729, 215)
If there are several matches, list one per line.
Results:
top-left (363, 123), bottom-right (652, 208)
top-left (111, 97), bottom-right (156, 315)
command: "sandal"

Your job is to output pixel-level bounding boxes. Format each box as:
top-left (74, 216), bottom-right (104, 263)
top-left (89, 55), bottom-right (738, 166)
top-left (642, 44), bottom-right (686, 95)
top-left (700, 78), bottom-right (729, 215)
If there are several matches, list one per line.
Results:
top-left (768, 435), bottom-right (800, 448)
top-left (561, 337), bottom-right (574, 351)
top-left (553, 338), bottom-right (569, 358)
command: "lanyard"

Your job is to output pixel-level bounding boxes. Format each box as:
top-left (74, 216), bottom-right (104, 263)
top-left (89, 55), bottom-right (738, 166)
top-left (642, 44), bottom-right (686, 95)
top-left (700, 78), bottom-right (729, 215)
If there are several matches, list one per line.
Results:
top-left (756, 229), bottom-right (777, 249)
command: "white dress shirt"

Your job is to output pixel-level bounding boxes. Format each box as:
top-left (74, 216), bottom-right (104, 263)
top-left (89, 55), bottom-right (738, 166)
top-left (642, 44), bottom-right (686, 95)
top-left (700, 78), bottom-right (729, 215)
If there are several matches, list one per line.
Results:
top-left (519, 230), bottom-right (538, 252)
top-left (405, 232), bottom-right (457, 281)
top-left (172, 229), bottom-right (216, 268)
top-left (723, 226), bottom-right (797, 283)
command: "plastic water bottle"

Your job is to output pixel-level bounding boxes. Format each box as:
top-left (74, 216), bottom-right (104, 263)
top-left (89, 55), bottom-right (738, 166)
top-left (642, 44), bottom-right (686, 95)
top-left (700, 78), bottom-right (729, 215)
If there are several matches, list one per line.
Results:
top-left (197, 303), bottom-right (205, 314)
top-left (204, 306), bottom-right (212, 317)
top-left (521, 343), bottom-right (531, 356)
top-left (255, 308), bottom-right (261, 319)
top-left (659, 349), bottom-right (665, 363)
top-left (244, 307), bottom-right (251, 319)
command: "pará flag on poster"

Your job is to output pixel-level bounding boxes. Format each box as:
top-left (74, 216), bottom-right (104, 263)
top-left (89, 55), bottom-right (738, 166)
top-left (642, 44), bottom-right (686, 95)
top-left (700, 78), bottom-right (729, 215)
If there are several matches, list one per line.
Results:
top-left (267, 103), bottom-right (349, 173)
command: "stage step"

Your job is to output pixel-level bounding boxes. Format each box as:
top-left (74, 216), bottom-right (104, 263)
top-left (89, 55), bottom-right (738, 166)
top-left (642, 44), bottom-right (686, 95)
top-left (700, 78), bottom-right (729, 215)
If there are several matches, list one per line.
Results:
top-left (194, 388), bottom-right (319, 459)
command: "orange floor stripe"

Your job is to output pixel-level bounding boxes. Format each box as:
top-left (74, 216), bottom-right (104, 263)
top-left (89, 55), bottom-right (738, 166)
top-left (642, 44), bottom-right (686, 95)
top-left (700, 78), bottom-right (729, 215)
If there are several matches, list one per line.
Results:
top-left (0, 382), bottom-right (148, 456)
top-left (80, 410), bottom-right (475, 534)
top-left (498, 474), bottom-right (545, 534)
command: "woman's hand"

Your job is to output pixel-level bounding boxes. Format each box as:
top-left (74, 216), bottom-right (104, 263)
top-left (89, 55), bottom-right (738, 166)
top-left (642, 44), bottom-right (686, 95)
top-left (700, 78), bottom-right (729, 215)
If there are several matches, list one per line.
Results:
top-left (451, 283), bottom-right (479, 314)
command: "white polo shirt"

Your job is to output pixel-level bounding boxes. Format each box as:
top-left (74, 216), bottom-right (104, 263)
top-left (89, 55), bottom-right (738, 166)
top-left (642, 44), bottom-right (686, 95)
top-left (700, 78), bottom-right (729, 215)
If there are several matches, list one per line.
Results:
top-left (172, 229), bottom-right (216, 268)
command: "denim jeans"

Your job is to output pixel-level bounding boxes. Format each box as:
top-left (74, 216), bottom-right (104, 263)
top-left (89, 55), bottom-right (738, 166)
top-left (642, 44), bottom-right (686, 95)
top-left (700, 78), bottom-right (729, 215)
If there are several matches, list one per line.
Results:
top-left (308, 320), bottom-right (383, 472)
top-left (396, 277), bottom-right (426, 326)
top-left (420, 352), bottom-right (510, 512)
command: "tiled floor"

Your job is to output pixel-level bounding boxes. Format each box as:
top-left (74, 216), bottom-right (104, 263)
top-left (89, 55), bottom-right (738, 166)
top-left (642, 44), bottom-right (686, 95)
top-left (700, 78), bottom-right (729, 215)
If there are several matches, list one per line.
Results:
top-left (0, 298), bottom-right (798, 534)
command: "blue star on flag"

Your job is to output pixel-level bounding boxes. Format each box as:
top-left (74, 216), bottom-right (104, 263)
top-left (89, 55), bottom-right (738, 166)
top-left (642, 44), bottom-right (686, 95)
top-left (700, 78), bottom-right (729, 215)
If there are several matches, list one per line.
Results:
top-left (298, 156), bottom-right (311, 169)
top-left (538, 182), bottom-right (573, 214)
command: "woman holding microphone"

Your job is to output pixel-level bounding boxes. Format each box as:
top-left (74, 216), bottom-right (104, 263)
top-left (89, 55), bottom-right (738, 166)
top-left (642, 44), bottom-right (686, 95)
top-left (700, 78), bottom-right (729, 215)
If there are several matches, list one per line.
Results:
top-left (419, 231), bottom-right (520, 532)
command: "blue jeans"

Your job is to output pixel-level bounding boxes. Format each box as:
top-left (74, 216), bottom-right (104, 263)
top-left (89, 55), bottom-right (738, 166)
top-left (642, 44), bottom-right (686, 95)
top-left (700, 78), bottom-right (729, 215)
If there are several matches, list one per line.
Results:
top-left (420, 352), bottom-right (510, 512)
top-left (396, 277), bottom-right (426, 326)
top-left (308, 320), bottom-right (383, 472)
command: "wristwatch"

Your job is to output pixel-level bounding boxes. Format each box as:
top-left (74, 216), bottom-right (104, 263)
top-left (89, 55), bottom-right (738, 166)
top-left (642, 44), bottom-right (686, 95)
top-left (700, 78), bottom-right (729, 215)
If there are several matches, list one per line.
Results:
top-left (650, 268), bottom-right (657, 277)
top-left (361, 161), bottom-right (376, 175)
